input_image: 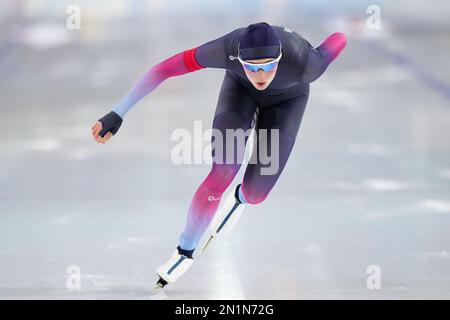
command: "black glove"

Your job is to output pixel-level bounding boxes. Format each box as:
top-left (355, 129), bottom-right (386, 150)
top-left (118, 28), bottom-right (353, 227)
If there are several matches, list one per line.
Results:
top-left (98, 111), bottom-right (123, 137)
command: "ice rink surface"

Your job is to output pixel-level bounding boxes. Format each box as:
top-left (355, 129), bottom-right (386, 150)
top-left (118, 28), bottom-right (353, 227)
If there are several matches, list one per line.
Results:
top-left (0, 0), bottom-right (449, 299)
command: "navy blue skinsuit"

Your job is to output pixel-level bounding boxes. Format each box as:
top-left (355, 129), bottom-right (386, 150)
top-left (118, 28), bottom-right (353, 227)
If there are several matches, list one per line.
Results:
top-left (192, 25), bottom-right (338, 204)
top-left (101, 24), bottom-right (345, 251)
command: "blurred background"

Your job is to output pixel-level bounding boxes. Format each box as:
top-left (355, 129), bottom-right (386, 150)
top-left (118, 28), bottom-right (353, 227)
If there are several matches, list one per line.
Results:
top-left (0, 0), bottom-right (449, 299)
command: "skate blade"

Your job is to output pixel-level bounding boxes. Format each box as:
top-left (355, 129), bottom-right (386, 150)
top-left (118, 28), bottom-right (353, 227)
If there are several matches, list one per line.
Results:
top-left (200, 234), bottom-right (215, 255)
top-left (151, 281), bottom-right (169, 300)
top-left (154, 277), bottom-right (168, 290)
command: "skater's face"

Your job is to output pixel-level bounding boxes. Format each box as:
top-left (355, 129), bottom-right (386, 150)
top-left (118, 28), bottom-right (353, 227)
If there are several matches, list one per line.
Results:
top-left (243, 58), bottom-right (278, 91)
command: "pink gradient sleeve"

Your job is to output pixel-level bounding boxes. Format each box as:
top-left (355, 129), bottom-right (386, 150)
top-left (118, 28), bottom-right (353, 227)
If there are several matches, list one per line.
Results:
top-left (302, 32), bottom-right (347, 83)
top-left (112, 48), bottom-right (205, 118)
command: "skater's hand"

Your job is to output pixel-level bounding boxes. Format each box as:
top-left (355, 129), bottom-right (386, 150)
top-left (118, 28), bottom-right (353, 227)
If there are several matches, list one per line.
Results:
top-left (92, 121), bottom-right (113, 144)
top-left (92, 111), bottom-right (123, 144)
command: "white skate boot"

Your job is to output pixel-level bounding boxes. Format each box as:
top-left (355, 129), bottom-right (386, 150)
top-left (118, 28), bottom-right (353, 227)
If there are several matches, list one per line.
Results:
top-left (200, 184), bottom-right (246, 254)
top-left (155, 246), bottom-right (194, 289)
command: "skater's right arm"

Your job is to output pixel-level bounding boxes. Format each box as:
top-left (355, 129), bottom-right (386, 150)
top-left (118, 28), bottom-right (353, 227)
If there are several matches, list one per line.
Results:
top-left (92, 30), bottom-right (234, 144)
top-left (92, 49), bottom-right (205, 143)
top-left (111, 49), bottom-right (205, 120)
top-left (111, 30), bottom-right (233, 119)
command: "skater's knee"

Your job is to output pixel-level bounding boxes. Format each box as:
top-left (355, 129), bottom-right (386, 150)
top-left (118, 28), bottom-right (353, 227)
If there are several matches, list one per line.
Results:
top-left (203, 163), bottom-right (240, 193)
top-left (243, 192), bottom-right (268, 205)
top-left (240, 184), bottom-right (269, 205)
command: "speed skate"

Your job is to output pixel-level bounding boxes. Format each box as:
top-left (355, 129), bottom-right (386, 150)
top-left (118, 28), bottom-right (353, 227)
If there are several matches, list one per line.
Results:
top-left (154, 184), bottom-right (246, 289)
top-left (200, 184), bottom-right (246, 254)
top-left (155, 247), bottom-right (194, 289)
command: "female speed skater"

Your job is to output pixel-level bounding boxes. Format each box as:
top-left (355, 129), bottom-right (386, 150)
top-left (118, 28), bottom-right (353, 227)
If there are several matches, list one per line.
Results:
top-left (91, 22), bottom-right (346, 289)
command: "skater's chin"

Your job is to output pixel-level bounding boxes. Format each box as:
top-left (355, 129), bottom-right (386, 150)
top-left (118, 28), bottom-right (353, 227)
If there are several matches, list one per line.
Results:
top-left (253, 81), bottom-right (269, 90)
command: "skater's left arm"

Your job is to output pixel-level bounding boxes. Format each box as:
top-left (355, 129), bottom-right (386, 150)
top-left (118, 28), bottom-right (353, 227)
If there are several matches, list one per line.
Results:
top-left (302, 32), bottom-right (347, 83)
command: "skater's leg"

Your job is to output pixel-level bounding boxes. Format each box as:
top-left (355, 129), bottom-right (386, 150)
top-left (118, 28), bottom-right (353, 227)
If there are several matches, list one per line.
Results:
top-left (179, 163), bottom-right (241, 250)
top-left (200, 93), bottom-right (309, 253)
top-left (158, 162), bottom-right (243, 286)
top-left (179, 73), bottom-right (259, 251)
top-left (240, 93), bottom-right (309, 204)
